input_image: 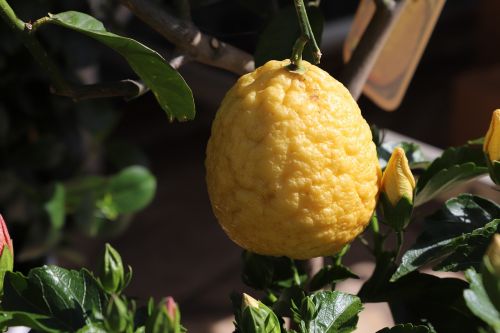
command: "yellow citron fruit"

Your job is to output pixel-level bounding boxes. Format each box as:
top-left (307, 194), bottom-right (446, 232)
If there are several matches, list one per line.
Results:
top-left (206, 60), bottom-right (381, 259)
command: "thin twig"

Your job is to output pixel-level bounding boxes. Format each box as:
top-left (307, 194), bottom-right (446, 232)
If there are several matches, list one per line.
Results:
top-left (119, 0), bottom-right (255, 75)
top-left (52, 79), bottom-right (147, 101)
top-left (51, 54), bottom-right (188, 101)
top-left (340, 0), bottom-right (406, 100)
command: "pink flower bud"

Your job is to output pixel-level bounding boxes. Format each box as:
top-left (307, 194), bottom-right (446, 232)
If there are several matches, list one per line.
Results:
top-left (165, 296), bottom-right (177, 320)
top-left (0, 214), bottom-right (13, 257)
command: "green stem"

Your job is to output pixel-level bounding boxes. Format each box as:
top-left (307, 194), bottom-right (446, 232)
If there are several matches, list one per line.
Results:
top-left (290, 259), bottom-right (302, 286)
top-left (371, 214), bottom-right (383, 256)
top-left (0, 0), bottom-right (23, 30)
top-left (0, 0), bottom-right (69, 92)
top-left (289, 0), bottom-right (321, 70)
top-left (396, 231), bottom-right (404, 259)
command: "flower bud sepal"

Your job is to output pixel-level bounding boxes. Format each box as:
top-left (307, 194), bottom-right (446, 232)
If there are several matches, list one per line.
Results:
top-left (0, 243), bottom-right (13, 295)
top-left (485, 155), bottom-right (500, 186)
top-left (104, 294), bottom-right (134, 333)
top-left (0, 215), bottom-right (14, 295)
top-left (237, 293), bottom-right (281, 333)
top-left (481, 234), bottom-right (500, 311)
top-left (98, 243), bottom-right (132, 295)
top-left (145, 297), bottom-right (184, 333)
top-left (379, 192), bottom-right (414, 232)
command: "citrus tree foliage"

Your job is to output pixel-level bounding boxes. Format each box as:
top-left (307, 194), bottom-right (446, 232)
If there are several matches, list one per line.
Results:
top-left (0, 1), bottom-right (499, 333)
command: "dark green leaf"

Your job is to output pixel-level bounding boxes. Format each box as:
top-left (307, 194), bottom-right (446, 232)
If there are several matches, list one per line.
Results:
top-left (376, 324), bottom-right (430, 333)
top-left (1, 266), bottom-right (107, 331)
top-left (48, 11), bottom-right (195, 121)
top-left (360, 271), bottom-right (480, 332)
top-left (392, 194), bottom-right (500, 281)
top-left (305, 291), bottom-right (362, 333)
top-left (107, 166), bottom-right (156, 214)
top-left (415, 145), bottom-right (488, 206)
top-left (378, 142), bottom-right (429, 170)
top-left (44, 183), bottom-right (66, 230)
top-left (464, 269), bottom-right (500, 332)
top-left (254, 5), bottom-right (323, 67)
top-left (309, 265), bottom-right (359, 291)
top-left (241, 251), bottom-right (304, 291)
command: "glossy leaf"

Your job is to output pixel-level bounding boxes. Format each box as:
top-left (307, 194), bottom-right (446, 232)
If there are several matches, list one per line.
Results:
top-left (392, 194), bottom-right (500, 281)
top-left (48, 11), bottom-right (195, 121)
top-left (254, 5), bottom-right (323, 67)
top-left (414, 145), bottom-right (488, 206)
top-left (304, 291), bottom-right (362, 333)
top-left (360, 271), bottom-right (480, 332)
top-left (44, 183), bottom-right (66, 230)
top-left (464, 269), bottom-right (500, 332)
top-left (0, 266), bottom-right (107, 332)
top-left (376, 324), bottom-right (430, 333)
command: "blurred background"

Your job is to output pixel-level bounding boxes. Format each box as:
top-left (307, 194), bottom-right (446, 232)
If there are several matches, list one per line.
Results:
top-left (1, 0), bottom-right (499, 331)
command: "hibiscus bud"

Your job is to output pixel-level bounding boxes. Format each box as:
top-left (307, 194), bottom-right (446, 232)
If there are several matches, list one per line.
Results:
top-left (381, 148), bottom-right (416, 206)
top-left (0, 214), bottom-right (14, 294)
top-left (99, 243), bottom-right (125, 294)
top-left (240, 293), bottom-right (280, 333)
top-left (145, 297), bottom-right (182, 333)
top-left (165, 296), bottom-right (178, 322)
top-left (484, 109), bottom-right (500, 162)
top-left (486, 234), bottom-right (500, 278)
top-left (105, 294), bottom-right (131, 332)
top-left (241, 293), bottom-right (260, 311)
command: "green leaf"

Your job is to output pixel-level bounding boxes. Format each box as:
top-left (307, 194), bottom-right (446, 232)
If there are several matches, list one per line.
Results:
top-left (376, 323), bottom-right (430, 333)
top-left (392, 194), bottom-right (500, 281)
top-left (254, 5), bottom-right (323, 67)
top-left (360, 271), bottom-right (480, 332)
top-left (107, 166), bottom-right (156, 214)
top-left (464, 269), bottom-right (500, 332)
top-left (1, 266), bottom-right (107, 332)
top-left (48, 11), bottom-right (195, 121)
top-left (304, 291), bottom-right (362, 333)
top-left (309, 265), bottom-right (359, 291)
top-left (378, 141), bottom-right (429, 170)
top-left (0, 312), bottom-right (60, 333)
top-left (44, 183), bottom-right (66, 229)
top-left (414, 145), bottom-right (488, 206)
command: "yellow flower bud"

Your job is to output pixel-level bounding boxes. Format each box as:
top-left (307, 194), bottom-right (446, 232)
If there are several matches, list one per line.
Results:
top-left (484, 109), bottom-right (500, 162)
top-left (486, 234), bottom-right (500, 277)
top-left (381, 147), bottom-right (416, 206)
top-left (242, 293), bottom-right (259, 310)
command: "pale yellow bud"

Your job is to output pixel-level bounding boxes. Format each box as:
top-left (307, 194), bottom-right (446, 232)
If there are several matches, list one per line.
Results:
top-left (484, 109), bottom-right (500, 162)
top-left (381, 148), bottom-right (416, 206)
top-left (486, 234), bottom-right (500, 277)
top-left (242, 293), bottom-right (259, 311)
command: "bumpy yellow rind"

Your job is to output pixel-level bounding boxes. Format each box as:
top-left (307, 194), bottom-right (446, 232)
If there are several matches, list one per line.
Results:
top-left (206, 60), bottom-right (381, 259)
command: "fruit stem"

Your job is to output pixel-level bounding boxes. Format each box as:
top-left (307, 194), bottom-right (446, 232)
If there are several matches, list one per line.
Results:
top-left (288, 0), bottom-right (321, 71)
